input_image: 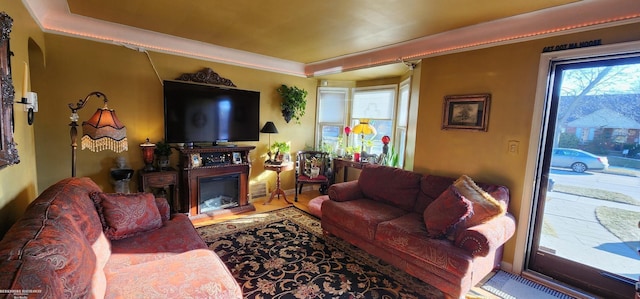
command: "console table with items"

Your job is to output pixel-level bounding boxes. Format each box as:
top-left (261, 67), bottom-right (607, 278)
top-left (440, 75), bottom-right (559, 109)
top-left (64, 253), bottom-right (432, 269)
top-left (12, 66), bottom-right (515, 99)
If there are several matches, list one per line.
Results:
top-left (332, 158), bottom-right (368, 184)
top-left (178, 146), bottom-right (255, 219)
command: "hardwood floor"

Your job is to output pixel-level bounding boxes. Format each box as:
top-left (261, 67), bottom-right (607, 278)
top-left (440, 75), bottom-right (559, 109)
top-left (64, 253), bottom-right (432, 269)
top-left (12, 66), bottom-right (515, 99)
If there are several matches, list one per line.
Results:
top-left (190, 189), bottom-right (320, 228)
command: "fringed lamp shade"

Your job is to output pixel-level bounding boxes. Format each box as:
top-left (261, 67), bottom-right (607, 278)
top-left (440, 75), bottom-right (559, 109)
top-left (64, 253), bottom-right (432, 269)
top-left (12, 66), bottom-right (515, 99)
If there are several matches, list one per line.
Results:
top-left (81, 106), bottom-right (128, 152)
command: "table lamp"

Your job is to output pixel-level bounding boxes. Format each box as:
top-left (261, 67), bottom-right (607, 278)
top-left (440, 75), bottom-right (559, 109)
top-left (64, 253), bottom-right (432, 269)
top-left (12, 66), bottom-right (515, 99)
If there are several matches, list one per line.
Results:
top-left (260, 121), bottom-right (278, 163)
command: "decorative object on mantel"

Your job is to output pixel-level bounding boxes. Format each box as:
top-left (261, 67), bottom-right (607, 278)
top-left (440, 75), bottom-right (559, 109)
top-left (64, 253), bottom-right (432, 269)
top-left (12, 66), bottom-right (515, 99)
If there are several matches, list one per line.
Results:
top-left (68, 91), bottom-right (128, 177)
top-left (277, 84), bottom-right (307, 124)
top-left (0, 11), bottom-right (19, 170)
top-left (175, 67), bottom-right (236, 87)
top-left (442, 93), bottom-right (491, 131)
top-left (260, 121), bottom-right (278, 163)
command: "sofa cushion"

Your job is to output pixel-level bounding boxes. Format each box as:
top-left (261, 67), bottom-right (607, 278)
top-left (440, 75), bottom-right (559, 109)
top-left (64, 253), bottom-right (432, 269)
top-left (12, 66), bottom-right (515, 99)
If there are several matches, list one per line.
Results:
top-left (105, 249), bottom-right (242, 299)
top-left (91, 192), bottom-right (163, 240)
top-left (322, 198), bottom-right (407, 240)
top-left (106, 214), bottom-right (208, 273)
top-left (413, 175), bottom-right (455, 214)
top-left (423, 185), bottom-right (473, 238)
top-left (452, 175), bottom-right (506, 228)
top-left (375, 213), bottom-right (473, 277)
top-left (358, 165), bottom-right (422, 211)
top-left (90, 232), bottom-right (111, 299)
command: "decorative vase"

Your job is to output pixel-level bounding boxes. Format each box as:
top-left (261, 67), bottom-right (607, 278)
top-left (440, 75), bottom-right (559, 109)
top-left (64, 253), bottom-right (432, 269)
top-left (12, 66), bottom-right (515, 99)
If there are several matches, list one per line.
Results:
top-left (157, 156), bottom-right (170, 170)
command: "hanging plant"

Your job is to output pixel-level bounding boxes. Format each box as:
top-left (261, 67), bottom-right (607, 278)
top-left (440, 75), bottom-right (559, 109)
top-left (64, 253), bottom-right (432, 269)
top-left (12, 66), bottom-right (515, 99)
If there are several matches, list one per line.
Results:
top-left (277, 84), bottom-right (308, 124)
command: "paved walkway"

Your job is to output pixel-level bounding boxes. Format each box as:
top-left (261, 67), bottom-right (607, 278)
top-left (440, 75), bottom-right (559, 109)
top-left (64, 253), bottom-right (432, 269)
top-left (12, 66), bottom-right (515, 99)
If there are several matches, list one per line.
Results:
top-left (540, 191), bottom-right (640, 280)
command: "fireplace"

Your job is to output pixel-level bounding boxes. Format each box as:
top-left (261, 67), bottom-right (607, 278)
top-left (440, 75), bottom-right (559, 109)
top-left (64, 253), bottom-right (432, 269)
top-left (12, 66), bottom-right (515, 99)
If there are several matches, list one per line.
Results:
top-left (199, 174), bottom-right (239, 214)
top-left (179, 146), bottom-right (256, 219)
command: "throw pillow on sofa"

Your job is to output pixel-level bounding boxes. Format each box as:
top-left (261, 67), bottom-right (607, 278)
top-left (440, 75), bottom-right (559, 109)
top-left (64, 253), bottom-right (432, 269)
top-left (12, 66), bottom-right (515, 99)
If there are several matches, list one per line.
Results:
top-left (423, 185), bottom-right (473, 238)
top-left (446, 175), bottom-right (507, 240)
top-left (91, 192), bottom-right (163, 240)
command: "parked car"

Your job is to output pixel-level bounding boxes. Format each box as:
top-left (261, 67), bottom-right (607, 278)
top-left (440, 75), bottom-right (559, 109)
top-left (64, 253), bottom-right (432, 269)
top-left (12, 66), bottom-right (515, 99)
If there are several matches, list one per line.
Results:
top-left (551, 148), bottom-right (609, 173)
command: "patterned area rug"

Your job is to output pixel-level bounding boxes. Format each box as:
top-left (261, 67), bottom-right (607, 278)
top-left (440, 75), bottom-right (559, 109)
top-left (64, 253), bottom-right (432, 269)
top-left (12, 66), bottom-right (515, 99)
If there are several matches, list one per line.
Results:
top-left (197, 207), bottom-right (444, 298)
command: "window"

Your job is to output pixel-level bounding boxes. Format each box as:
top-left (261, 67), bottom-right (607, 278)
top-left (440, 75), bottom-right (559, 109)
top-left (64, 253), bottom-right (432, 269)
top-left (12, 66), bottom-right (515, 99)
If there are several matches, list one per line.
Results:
top-left (317, 81), bottom-right (411, 167)
top-left (316, 87), bottom-right (348, 152)
top-left (351, 86), bottom-right (396, 155)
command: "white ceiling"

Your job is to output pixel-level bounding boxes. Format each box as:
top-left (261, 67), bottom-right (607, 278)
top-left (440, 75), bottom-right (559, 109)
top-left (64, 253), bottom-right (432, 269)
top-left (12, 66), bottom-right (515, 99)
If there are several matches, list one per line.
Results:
top-left (21, 0), bottom-right (640, 80)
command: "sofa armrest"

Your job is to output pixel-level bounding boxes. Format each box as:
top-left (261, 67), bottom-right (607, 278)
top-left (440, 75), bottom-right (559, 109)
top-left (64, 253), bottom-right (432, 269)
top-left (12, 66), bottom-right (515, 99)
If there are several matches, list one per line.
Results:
top-left (328, 180), bottom-right (363, 202)
top-left (454, 213), bottom-right (516, 257)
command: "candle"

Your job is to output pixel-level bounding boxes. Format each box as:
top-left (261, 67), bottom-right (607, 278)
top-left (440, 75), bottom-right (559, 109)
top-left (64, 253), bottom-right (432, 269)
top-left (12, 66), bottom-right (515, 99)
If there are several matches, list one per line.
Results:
top-left (22, 61), bottom-right (29, 97)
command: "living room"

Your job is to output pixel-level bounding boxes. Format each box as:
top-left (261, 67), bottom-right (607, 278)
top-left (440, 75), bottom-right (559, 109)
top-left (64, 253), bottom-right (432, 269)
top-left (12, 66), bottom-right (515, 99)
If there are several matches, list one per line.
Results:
top-left (1, 1), bottom-right (640, 298)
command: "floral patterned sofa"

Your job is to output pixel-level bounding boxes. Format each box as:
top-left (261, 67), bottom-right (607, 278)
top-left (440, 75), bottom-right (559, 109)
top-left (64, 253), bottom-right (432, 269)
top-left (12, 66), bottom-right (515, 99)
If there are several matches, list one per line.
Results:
top-left (0, 177), bottom-right (241, 298)
top-left (322, 165), bottom-right (516, 299)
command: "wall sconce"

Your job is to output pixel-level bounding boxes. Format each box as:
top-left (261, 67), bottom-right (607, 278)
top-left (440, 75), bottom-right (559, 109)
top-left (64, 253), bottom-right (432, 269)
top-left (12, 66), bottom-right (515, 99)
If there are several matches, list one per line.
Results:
top-left (14, 61), bottom-right (38, 125)
top-left (68, 91), bottom-right (128, 177)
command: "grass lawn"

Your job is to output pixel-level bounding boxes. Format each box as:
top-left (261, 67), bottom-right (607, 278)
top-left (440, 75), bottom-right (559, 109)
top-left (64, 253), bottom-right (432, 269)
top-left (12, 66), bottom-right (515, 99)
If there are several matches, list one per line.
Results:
top-left (553, 184), bottom-right (640, 206)
top-left (595, 206), bottom-right (640, 251)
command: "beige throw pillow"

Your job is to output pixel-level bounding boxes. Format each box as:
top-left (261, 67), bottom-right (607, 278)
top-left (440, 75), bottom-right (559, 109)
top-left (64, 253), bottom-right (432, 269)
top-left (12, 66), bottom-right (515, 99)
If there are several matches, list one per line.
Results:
top-left (453, 175), bottom-right (506, 228)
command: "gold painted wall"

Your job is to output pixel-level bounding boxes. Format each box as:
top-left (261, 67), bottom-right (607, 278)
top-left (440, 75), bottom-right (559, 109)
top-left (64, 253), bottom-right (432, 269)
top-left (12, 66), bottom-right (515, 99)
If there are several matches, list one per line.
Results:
top-left (0, 1), bottom-right (45, 237)
top-left (2, 0), bottom-right (640, 273)
top-left (414, 22), bottom-right (640, 265)
top-left (32, 34), bottom-right (317, 197)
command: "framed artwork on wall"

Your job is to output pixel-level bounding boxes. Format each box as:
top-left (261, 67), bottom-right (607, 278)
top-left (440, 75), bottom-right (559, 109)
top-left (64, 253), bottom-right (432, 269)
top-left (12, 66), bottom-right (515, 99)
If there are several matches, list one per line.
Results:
top-left (442, 94), bottom-right (491, 131)
top-left (0, 12), bottom-right (19, 169)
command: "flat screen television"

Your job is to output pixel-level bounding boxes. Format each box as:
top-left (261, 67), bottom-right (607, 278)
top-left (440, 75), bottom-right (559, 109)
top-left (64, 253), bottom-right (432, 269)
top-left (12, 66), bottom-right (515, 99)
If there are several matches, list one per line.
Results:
top-left (163, 80), bottom-right (260, 144)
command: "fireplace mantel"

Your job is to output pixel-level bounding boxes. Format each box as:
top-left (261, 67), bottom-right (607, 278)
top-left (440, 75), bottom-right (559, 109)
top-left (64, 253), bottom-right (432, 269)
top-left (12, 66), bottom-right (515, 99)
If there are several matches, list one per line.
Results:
top-left (178, 146), bottom-right (256, 219)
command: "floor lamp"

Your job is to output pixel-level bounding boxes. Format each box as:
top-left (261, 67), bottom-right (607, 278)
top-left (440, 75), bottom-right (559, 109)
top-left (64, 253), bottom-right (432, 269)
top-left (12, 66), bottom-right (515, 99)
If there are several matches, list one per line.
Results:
top-left (260, 121), bottom-right (278, 163)
top-left (68, 91), bottom-right (128, 177)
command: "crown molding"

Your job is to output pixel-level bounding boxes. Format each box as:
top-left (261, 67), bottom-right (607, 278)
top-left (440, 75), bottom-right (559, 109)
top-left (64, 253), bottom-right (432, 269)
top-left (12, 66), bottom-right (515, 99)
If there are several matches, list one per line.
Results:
top-left (21, 0), bottom-right (640, 78)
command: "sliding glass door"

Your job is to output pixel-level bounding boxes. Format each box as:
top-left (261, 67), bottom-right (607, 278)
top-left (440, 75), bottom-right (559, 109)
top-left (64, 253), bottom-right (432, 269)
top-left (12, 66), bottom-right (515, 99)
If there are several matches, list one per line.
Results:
top-left (528, 50), bottom-right (640, 299)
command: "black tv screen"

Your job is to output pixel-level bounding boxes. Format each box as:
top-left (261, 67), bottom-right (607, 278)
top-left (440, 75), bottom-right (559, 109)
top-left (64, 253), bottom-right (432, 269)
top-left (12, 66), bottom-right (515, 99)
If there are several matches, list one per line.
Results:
top-left (163, 80), bottom-right (260, 144)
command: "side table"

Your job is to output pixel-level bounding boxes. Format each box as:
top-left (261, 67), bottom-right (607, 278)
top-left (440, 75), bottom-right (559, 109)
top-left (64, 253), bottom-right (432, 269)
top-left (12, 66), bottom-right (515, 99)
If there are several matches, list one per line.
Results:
top-left (332, 158), bottom-right (368, 184)
top-left (263, 162), bottom-right (294, 205)
top-left (138, 169), bottom-right (180, 213)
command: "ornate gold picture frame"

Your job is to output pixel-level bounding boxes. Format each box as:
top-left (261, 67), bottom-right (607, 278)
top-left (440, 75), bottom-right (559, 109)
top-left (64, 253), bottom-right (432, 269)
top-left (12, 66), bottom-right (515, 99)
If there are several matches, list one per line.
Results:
top-left (0, 12), bottom-right (19, 169)
top-left (442, 94), bottom-right (491, 131)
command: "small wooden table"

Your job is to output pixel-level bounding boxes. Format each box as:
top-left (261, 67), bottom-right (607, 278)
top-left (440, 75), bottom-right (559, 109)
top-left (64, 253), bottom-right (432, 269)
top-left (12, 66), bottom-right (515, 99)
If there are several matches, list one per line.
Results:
top-left (138, 169), bottom-right (179, 213)
top-left (263, 162), bottom-right (294, 204)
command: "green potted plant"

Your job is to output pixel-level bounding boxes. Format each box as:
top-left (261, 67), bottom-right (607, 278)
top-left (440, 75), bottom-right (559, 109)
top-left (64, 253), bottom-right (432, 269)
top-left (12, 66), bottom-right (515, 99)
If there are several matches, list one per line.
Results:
top-left (154, 140), bottom-right (173, 170)
top-left (277, 84), bottom-right (308, 123)
top-left (270, 141), bottom-right (290, 162)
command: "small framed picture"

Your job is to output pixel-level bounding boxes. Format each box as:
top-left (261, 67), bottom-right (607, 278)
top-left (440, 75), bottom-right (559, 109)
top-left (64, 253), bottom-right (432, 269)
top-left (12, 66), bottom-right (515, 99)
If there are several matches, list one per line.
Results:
top-left (190, 153), bottom-right (202, 167)
top-left (442, 94), bottom-right (491, 131)
top-left (232, 152), bottom-right (242, 164)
